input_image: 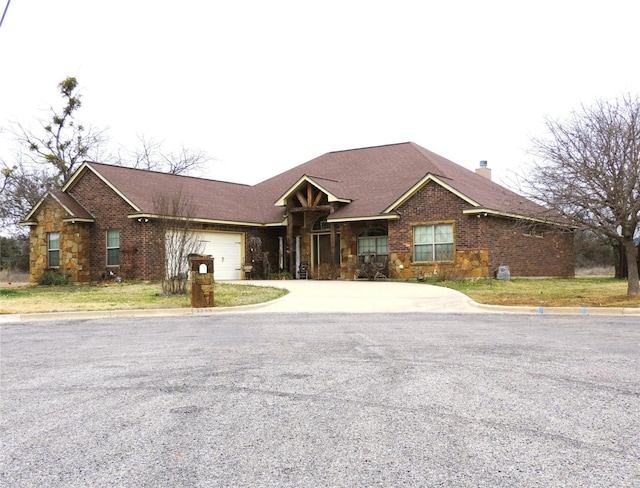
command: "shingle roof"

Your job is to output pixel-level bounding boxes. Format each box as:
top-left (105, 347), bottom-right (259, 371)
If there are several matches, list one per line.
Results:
top-left (65, 162), bottom-right (272, 225)
top-left (255, 142), bottom-right (555, 222)
top-left (59, 142), bottom-right (557, 226)
top-left (22, 189), bottom-right (94, 224)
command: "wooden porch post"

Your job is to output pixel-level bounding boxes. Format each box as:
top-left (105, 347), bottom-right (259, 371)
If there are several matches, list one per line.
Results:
top-left (286, 210), bottom-right (294, 276)
top-left (330, 222), bottom-right (337, 265)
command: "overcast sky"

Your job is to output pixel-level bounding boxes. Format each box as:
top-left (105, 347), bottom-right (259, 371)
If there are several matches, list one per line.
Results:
top-left (1, 1), bottom-right (639, 187)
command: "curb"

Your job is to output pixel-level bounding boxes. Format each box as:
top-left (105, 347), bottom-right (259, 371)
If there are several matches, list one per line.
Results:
top-left (3, 302), bottom-right (638, 323)
top-left (469, 301), bottom-right (640, 316)
top-left (0, 295), bottom-right (286, 324)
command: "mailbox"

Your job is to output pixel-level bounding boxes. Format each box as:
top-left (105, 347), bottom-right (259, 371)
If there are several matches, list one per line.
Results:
top-left (189, 256), bottom-right (214, 308)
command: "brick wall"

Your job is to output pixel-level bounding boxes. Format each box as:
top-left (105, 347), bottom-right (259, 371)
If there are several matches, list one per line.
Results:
top-left (478, 217), bottom-right (575, 277)
top-left (69, 171), bottom-right (284, 281)
top-left (384, 181), bottom-right (574, 278)
top-left (68, 171), bottom-right (164, 281)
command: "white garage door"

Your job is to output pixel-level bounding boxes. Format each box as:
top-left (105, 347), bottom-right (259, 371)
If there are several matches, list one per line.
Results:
top-left (194, 231), bottom-right (243, 280)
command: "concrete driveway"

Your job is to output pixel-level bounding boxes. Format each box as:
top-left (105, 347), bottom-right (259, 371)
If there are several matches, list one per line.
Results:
top-left (234, 280), bottom-right (479, 314)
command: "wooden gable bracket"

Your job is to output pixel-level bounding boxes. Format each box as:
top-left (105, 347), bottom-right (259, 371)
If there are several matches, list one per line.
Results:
top-left (289, 182), bottom-right (332, 213)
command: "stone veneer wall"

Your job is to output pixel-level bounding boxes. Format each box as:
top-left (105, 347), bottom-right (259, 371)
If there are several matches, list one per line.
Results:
top-left (338, 220), bottom-right (387, 279)
top-left (28, 197), bottom-right (91, 283)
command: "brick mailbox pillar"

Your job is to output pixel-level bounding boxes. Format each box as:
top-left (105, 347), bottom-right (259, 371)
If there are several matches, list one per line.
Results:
top-left (190, 256), bottom-right (214, 308)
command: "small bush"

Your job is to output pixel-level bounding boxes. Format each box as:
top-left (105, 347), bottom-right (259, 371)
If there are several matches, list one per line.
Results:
top-left (268, 271), bottom-right (292, 280)
top-left (38, 270), bottom-right (69, 286)
top-left (315, 263), bottom-right (340, 280)
top-left (434, 264), bottom-right (464, 282)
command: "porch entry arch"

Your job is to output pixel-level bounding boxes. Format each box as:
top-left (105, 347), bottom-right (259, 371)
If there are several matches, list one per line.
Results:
top-left (310, 216), bottom-right (340, 270)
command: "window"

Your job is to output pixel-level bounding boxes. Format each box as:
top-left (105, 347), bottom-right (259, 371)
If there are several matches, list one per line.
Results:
top-left (312, 216), bottom-right (338, 232)
top-left (106, 230), bottom-right (120, 266)
top-left (357, 228), bottom-right (388, 262)
top-left (48, 232), bottom-right (60, 267)
top-left (414, 223), bottom-right (454, 262)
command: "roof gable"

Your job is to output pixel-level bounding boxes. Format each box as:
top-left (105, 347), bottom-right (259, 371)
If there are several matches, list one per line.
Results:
top-left (274, 175), bottom-right (352, 207)
top-left (21, 190), bottom-right (94, 225)
top-left (62, 162), bottom-right (141, 212)
top-left (383, 173), bottom-right (481, 213)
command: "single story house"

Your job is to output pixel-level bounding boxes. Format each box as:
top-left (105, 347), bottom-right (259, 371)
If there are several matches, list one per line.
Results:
top-left (21, 142), bottom-right (575, 282)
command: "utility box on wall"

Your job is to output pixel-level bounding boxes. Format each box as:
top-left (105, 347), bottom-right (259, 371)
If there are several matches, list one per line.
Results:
top-left (190, 256), bottom-right (214, 308)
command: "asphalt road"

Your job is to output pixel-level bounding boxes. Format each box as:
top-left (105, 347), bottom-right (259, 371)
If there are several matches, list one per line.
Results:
top-left (1, 313), bottom-right (638, 487)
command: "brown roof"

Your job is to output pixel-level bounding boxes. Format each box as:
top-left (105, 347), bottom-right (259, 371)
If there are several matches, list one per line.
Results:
top-left (22, 189), bottom-right (94, 224)
top-left (58, 142), bottom-right (557, 226)
top-left (65, 162), bottom-right (273, 225)
top-left (255, 142), bottom-right (555, 222)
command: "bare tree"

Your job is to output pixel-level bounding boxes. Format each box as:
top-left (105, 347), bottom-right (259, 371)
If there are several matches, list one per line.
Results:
top-left (153, 189), bottom-right (204, 296)
top-left (11, 77), bottom-right (108, 185)
top-left (116, 135), bottom-right (210, 176)
top-left (1, 156), bottom-right (56, 232)
top-left (525, 94), bottom-right (640, 296)
top-left (2, 77), bottom-right (107, 232)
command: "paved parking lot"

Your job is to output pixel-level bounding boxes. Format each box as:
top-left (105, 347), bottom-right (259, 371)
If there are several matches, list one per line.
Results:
top-left (2, 312), bottom-right (639, 487)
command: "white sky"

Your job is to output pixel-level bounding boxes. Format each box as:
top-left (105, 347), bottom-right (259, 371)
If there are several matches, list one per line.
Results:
top-left (1, 0), bottom-right (639, 187)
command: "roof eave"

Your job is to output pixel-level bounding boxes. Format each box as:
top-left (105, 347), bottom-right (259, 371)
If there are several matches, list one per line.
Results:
top-left (463, 208), bottom-right (574, 227)
top-left (62, 218), bottom-right (95, 224)
top-left (127, 213), bottom-right (272, 227)
top-left (327, 214), bottom-right (400, 223)
top-left (21, 192), bottom-right (50, 222)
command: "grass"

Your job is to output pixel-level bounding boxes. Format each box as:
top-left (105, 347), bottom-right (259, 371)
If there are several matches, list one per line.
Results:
top-left (433, 276), bottom-right (640, 308)
top-left (0, 281), bottom-right (288, 314)
top-left (1, 275), bottom-right (638, 314)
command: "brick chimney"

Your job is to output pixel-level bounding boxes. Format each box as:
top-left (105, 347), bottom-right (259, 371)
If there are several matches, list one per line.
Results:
top-left (475, 160), bottom-right (492, 180)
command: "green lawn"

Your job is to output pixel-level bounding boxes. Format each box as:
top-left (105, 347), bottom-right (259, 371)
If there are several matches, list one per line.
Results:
top-left (434, 276), bottom-right (639, 308)
top-left (0, 282), bottom-right (287, 314)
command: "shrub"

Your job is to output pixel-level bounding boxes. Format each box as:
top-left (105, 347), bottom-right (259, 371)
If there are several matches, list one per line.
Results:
top-left (38, 269), bottom-right (69, 286)
top-left (315, 263), bottom-right (340, 280)
top-left (268, 271), bottom-right (292, 280)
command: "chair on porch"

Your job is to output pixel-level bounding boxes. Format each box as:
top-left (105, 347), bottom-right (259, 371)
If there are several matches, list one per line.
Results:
top-left (299, 262), bottom-right (310, 279)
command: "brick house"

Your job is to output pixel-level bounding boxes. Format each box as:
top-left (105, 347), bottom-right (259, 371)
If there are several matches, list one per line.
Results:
top-left (21, 142), bottom-right (575, 282)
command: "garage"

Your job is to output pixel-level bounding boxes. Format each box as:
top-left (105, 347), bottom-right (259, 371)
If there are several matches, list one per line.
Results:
top-left (193, 231), bottom-right (243, 280)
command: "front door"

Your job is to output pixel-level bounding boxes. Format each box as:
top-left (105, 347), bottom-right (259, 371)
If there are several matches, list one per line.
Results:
top-left (312, 233), bottom-right (340, 268)
top-left (313, 233), bottom-right (332, 266)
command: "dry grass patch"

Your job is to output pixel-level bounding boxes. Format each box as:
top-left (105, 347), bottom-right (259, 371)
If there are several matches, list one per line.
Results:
top-left (0, 281), bottom-right (287, 314)
top-left (436, 277), bottom-right (639, 308)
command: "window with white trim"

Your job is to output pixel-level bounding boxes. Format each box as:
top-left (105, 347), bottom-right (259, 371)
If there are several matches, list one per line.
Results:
top-left (106, 230), bottom-right (120, 266)
top-left (413, 223), bottom-right (454, 262)
top-left (48, 232), bottom-right (60, 267)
